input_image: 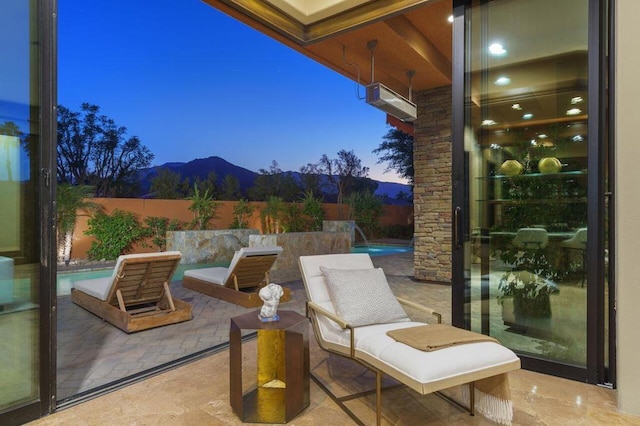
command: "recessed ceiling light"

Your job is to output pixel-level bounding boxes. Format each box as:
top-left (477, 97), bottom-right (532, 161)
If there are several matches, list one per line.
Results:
top-left (522, 113), bottom-right (533, 120)
top-left (488, 43), bottom-right (507, 56)
top-left (490, 143), bottom-right (501, 149)
top-left (566, 108), bottom-right (582, 115)
top-left (481, 119), bottom-right (497, 126)
top-left (538, 134), bottom-right (548, 139)
top-left (571, 96), bottom-right (584, 104)
top-left (494, 76), bottom-right (511, 86)
top-left (511, 103), bottom-right (522, 110)
top-left (573, 135), bottom-right (584, 142)
top-left (448, 15), bottom-right (453, 23)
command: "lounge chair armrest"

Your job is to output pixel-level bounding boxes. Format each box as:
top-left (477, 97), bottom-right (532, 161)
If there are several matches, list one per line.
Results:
top-left (397, 297), bottom-right (442, 324)
top-left (307, 301), bottom-right (350, 329)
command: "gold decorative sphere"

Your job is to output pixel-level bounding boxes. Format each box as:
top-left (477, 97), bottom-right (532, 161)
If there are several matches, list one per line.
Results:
top-left (500, 160), bottom-right (523, 176)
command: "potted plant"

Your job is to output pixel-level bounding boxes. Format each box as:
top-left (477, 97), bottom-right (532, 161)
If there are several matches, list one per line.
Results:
top-left (497, 247), bottom-right (560, 333)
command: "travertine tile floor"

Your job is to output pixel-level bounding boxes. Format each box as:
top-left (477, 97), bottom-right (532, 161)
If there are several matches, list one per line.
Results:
top-left (41, 252), bottom-right (640, 424)
top-left (31, 334), bottom-right (640, 425)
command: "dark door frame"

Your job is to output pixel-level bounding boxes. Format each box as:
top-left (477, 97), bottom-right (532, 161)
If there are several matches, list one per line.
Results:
top-left (451, 0), bottom-right (615, 385)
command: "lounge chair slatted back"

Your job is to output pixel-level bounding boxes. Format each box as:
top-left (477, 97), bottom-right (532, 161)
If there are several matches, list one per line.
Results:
top-left (71, 251), bottom-right (192, 333)
top-left (183, 246), bottom-right (290, 307)
top-left (106, 256), bottom-right (179, 306)
top-left (226, 254), bottom-right (278, 289)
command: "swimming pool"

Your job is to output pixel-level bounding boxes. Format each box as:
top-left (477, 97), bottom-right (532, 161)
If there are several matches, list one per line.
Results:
top-left (56, 245), bottom-right (413, 296)
top-left (56, 262), bottom-right (226, 296)
top-left (351, 244), bottom-right (414, 256)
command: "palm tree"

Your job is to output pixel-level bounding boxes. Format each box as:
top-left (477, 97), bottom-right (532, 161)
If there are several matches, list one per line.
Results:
top-left (56, 184), bottom-right (101, 265)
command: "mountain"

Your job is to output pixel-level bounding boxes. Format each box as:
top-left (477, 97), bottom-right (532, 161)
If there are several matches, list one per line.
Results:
top-left (140, 156), bottom-right (411, 203)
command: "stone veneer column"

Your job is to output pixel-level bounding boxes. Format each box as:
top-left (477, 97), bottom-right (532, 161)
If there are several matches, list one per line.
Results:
top-left (413, 85), bottom-right (452, 283)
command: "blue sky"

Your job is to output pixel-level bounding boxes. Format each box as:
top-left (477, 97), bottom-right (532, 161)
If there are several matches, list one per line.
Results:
top-left (57, 0), bottom-right (405, 183)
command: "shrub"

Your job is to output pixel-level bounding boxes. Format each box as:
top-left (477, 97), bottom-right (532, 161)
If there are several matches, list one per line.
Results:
top-left (345, 191), bottom-right (384, 239)
top-left (144, 216), bottom-right (184, 251)
top-left (85, 209), bottom-right (148, 260)
top-left (187, 184), bottom-right (219, 230)
top-left (229, 199), bottom-right (254, 229)
top-left (301, 191), bottom-right (325, 231)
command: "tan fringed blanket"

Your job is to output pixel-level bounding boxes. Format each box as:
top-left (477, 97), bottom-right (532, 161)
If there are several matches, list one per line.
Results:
top-left (386, 324), bottom-right (498, 351)
top-left (387, 324), bottom-right (514, 425)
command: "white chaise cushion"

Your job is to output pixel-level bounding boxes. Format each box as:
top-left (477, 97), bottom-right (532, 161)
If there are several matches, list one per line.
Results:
top-left (320, 266), bottom-right (409, 327)
top-left (183, 267), bottom-right (228, 286)
top-left (73, 277), bottom-right (112, 301)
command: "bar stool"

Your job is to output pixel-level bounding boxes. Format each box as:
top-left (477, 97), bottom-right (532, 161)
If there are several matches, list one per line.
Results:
top-left (560, 228), bottom-right (587, 287)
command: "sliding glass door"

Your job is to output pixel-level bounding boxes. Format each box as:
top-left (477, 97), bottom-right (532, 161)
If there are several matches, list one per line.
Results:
top-left (0, 0), bottom-right (55, 424)
top-left (452, 0), bottom-right (611, 382)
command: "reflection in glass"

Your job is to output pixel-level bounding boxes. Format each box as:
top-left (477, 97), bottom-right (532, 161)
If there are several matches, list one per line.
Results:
top-left (0, 0), bottom-right (41, 412)
top-left (464, 0), bottom-right (588, 367)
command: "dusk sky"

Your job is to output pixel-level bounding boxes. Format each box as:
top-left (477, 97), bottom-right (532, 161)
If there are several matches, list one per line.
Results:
top-left (57, 0), bottom-right (406, 184)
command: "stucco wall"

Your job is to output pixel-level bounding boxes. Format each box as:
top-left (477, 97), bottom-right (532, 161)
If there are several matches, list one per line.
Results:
top-left (69, 199), bottom-right (412, 259)
top-left (615, 0), bottom-right (640, 415)
top-left (413, 85), bottom-right (453, 283)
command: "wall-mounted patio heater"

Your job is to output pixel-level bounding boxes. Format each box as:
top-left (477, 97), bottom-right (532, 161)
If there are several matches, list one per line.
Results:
top-left (366, 82), bottom-right (417, 122)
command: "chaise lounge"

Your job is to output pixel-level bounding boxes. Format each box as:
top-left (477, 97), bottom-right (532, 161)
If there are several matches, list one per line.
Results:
top-left (71, 251), bottom-right (192, 333)
top-left (182, 246), bottom-right (290, 308)
top-left (299, 253), bottom-right (521, 425)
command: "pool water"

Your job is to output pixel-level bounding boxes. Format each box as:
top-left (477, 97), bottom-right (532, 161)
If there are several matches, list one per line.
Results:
top-left (56, 245), bottom-right (413, 296)
top-left (56, 262), bottom-right (226, 296)
top-left (351, 245), bottom-right (413, 256)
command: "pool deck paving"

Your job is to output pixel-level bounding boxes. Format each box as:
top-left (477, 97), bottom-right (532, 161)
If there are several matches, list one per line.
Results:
top-left (56, 251), bottom-right (448, 402)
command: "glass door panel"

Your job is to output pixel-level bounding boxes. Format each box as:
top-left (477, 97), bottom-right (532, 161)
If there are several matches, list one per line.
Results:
top-left (0, 0), bottom-right (48, 420)
top-left (462, 0), bottom-right (589, 367)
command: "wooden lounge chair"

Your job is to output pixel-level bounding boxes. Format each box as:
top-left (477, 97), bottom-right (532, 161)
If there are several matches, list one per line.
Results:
top-left (299, 253), bottom-right (521, 425)
top-left (71, 251), bottom-right (192, 333)
top-left (182, 246), bottom-right (290, 308)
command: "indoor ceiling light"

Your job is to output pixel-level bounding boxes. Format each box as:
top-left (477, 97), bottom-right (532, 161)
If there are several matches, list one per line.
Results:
top-left (523, 113), bottom-right (533, 120)
top-left (512, 103), bottom-right (522, 110)
top-left (571, 96), bottom-right (584, 104)
top-left (494, 76), bottom-right (511, 86)
top-left (481, 119), bottom-right (496, 126)
top-left (488, 43), bottom-right (507, 56)
top-left (448, 15), bottom-right (453, 23)
top-left (573, 135), bottom-right (584, 142)
top-left (566, 108), bottom-right (582, 115)
top-left (538, 134), bottom-right (548, 138)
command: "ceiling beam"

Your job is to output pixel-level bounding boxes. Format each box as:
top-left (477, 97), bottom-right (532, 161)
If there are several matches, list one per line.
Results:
top-left (384, 15), bottom-right (451, 82)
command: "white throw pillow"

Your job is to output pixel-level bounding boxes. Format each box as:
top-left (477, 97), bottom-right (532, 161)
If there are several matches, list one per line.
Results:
top-left (320, 266), bottom-right (409, 327)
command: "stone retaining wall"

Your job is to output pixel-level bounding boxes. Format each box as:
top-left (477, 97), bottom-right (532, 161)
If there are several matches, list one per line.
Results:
top-left (166, 229), bottom-right (260, 264)
top-left (249, 232), bottom-right (351, 282)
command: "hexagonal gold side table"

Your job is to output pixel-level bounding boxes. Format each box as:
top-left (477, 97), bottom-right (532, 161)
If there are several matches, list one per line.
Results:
top-left (230, 310), bottom-right (310, 423)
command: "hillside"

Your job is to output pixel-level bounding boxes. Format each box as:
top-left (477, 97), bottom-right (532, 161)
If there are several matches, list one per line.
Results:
top-left (140, 156), bottom-right (411, 203)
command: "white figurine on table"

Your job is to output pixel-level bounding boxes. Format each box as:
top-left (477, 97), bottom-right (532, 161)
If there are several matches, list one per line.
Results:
top-left (258, 283), bottom-right (284, 322)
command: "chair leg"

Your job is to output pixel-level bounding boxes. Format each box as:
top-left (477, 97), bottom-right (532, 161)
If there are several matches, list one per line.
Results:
top-left (376, 370), bottom-right (382, 426)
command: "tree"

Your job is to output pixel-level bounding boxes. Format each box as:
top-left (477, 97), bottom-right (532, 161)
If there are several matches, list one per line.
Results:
top-left (190, 171), bottom-right (219, 198)
top-left (318, 150), bottom-right (374, 216)
top-left (249, 160), bottom-right (300, 201)
top-left (372, 128), bottom-right (414, 185)
top-left (299, 163), bottom-right (325, 198)
top-left (221, 174), bottom-right (242, 200)
top-left (57, 103), bottom-right (154, 197)
top-left (56, 184), bottom-right (102, 265)
top-left (150, 168), bottom-right (184, 199)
